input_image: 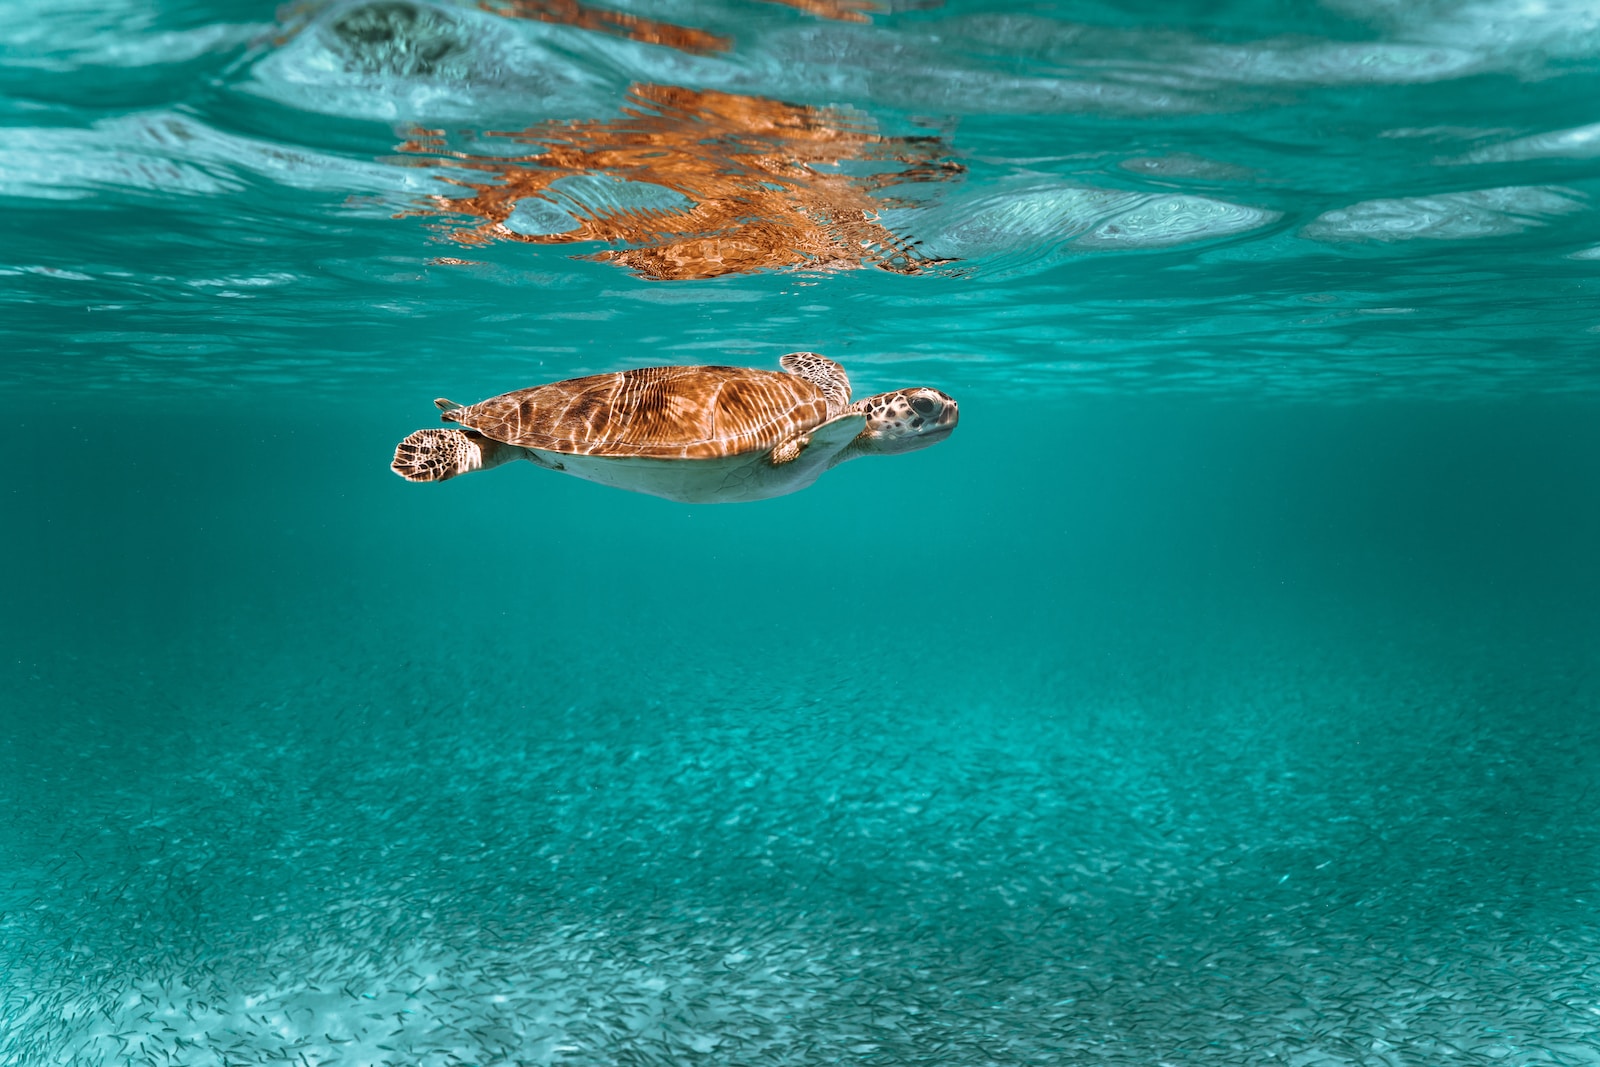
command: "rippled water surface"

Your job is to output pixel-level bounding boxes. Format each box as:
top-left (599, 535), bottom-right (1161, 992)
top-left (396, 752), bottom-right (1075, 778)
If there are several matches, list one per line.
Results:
top-left (4, 1), bottom-right (1600, 1064)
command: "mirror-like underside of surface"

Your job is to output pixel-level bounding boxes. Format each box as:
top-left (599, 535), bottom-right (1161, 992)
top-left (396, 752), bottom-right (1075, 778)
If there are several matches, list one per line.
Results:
top-left (398, 83), bottom-right (961, 279)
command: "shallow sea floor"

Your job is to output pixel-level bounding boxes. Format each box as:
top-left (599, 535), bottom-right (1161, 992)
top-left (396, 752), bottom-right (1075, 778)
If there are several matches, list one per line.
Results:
top-left (5, 0), bottom-right (1600, 1063)
top-left (4, 402), bottom-right (1598, 1064)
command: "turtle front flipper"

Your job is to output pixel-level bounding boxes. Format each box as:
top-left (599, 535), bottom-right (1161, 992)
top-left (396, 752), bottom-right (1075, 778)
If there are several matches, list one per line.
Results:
top-left (779, 351), bottom-right (852, 415)
top-left (769, 434), bottom-right (810, 466)
top-left (768, 412), bottom-right (866, 467)
top-left (391, 428), bottom-right (514, 482)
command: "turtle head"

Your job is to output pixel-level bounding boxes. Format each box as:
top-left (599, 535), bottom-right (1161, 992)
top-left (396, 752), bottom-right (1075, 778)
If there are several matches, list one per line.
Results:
top-left (850, 387), bottom-right (959, 455)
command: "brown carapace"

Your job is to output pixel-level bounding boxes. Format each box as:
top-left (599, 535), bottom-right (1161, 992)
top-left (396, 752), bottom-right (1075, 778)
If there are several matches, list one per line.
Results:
top-left (437, 364), bottom-right (833, 460)
top-left (398, 83), bottom-right (961, 280)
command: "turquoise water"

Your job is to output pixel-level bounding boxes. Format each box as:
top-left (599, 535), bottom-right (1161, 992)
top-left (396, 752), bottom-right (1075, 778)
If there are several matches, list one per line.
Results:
top-left (4, 0), bottom-right (1600, 1064)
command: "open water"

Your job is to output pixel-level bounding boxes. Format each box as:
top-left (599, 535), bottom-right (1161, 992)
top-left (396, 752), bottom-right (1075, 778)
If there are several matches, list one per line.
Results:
top-left (4, 1), bottom-right (1600, 1064)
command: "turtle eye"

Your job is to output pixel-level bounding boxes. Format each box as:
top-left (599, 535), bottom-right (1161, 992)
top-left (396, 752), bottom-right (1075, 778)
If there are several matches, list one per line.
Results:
top-left (909, 394), bottom-right (940, 417)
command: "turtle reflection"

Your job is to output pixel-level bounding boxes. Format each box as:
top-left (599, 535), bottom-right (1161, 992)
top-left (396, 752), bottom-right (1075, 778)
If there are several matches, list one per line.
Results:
top-left (480, 0), bottom-right (885, 53)
top-left (755, 0), bottom-right (883, 23)
top-left (479, 0), bottom-right (730, 54)
top-left (398, 84), bottom-right (961, 280)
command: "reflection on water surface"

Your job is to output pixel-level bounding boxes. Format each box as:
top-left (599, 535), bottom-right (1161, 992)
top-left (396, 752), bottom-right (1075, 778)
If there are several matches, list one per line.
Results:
top-left (401, 82), bottom-right (961, 279)
top-left (480, 0), bottom-right (731, 54)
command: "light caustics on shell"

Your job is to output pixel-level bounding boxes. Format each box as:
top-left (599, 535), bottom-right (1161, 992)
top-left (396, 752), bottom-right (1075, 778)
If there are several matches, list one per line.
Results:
top-left (396, 83), bottom-right (962, 280)
top-left (444, 365), bottom-right (833, 459)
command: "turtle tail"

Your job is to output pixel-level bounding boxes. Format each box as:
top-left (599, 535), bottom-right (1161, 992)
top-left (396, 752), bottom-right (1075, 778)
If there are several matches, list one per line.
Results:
top-left (391, 428), bottom-right (508, 482)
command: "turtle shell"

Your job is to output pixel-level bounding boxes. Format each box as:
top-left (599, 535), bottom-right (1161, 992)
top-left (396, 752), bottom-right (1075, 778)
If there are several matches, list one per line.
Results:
top-left (440, 365), bottom-right (831, 460)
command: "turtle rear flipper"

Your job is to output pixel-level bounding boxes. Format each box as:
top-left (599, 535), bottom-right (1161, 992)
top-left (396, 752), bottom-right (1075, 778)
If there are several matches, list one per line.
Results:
top-left (391, 428), bottom-right (511, 482)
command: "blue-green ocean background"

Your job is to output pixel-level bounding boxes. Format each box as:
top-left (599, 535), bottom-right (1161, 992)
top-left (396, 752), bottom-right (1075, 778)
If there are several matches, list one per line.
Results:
top-left (4, 0), bottom-right (1600, 1064)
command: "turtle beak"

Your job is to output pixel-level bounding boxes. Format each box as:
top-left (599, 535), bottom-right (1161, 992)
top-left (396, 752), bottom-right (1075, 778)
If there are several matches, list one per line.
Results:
top-left (888, 390), bottom-right (957, 453)
top-left (914, 390), bottom-right (959, 433)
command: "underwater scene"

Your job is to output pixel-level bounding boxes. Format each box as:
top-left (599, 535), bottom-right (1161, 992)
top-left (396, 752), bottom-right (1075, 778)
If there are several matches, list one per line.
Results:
top-left (3, 0), bottom-right (1600, 1063)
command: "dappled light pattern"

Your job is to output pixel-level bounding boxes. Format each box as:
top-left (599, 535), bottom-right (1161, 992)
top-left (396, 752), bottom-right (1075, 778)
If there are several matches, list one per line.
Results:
top-left (478, 0), bottom-right (730, 54)
top-left (398, 83), bottom-right (961, 280)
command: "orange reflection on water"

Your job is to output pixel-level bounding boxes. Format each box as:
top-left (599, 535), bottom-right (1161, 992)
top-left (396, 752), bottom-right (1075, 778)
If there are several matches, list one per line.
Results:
top-left (481, 0), bottom-right (887, 49)
top-left (478, 0), bottom-right (730, 54)
top-left (400, 84), bottom-right (960, 280)
top-left (759, 0), bottom-right (882, 23)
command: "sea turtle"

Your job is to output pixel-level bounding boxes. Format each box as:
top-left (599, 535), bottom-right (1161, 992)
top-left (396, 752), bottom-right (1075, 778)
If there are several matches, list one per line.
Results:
top-left (390, 352), bottom-right (958, 503)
